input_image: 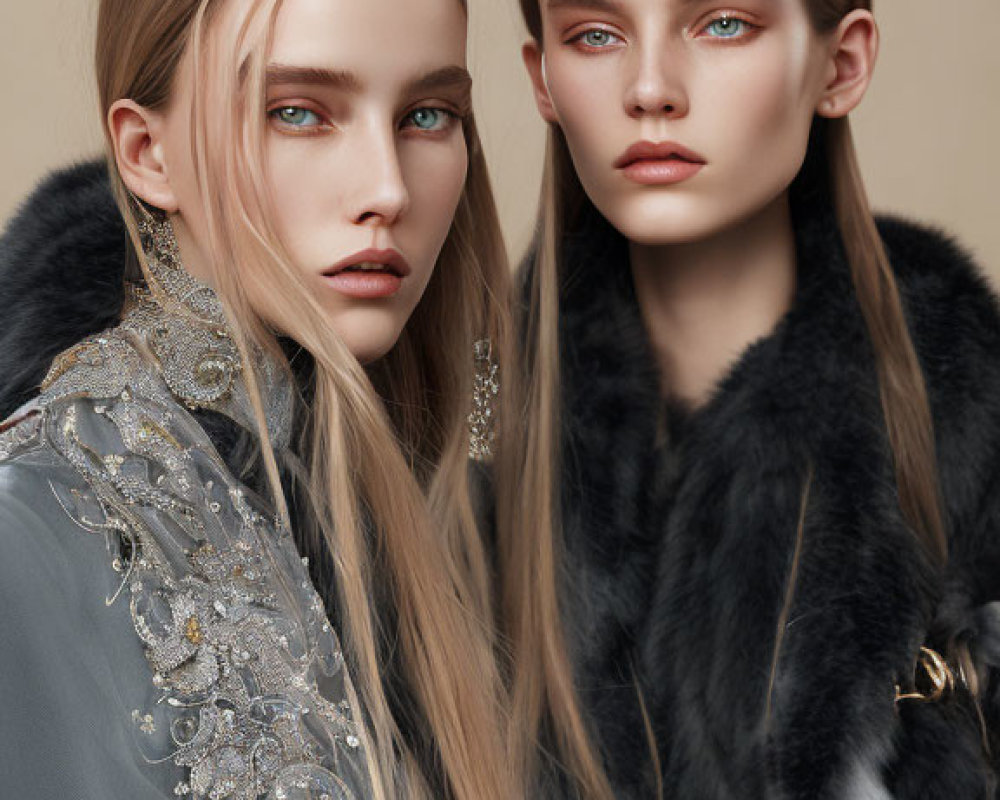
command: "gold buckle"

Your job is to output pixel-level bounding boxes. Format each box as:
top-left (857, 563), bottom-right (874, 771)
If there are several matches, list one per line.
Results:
top-left (895, 646), bottom-right (955, 704)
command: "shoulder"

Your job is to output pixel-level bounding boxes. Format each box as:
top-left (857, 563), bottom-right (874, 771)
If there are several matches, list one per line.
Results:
top-left (0, 329), bottom-right (193, 517)
top-left (0, 160), bottom-right (120, 259)
top-left (877, 216), bottom-right (1000, 424)
top-left (0, 160), bottom-right (127, 419)
top-left (880, 220), bottom-right (1000, 573)
top-left (878, 215), bottom-right (1000, 360)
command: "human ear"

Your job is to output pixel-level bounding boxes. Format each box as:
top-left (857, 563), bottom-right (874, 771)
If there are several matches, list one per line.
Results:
top-left (816, 9), bottom-right (879, 119)
top-left (522, 40), bottom-right (559, 124)
top-left (107, 99), bottom-right (179, 212)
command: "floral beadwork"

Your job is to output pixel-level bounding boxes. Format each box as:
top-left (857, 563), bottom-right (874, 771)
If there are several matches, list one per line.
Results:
top-left (18, 291), bottom-right (374, 800)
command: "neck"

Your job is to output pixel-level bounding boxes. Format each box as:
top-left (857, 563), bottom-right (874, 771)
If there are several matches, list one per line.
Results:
top-left (630, 193), bottom-right (797, 408)
top-left (171, 214), bottom-right (214, 286)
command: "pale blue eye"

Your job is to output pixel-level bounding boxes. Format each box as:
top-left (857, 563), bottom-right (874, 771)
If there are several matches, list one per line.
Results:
top-left (582, 29), bottom-right (616, 47)
top-left (705, 17), bottom-right (747, 38)
top-left (272, 106), bottom-right (320, 127)
top-left (407, 108), bottom-right (449, 131)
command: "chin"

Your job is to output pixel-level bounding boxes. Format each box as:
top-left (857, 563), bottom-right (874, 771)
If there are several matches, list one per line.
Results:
top-left (600, 198), bottom-right (727, 247)
top-left (602, 185), bottom-right (791, 248)
top-left (335, 313), bottom-right (406, 365)
top-left (341, 331), bottom-right (400, 365)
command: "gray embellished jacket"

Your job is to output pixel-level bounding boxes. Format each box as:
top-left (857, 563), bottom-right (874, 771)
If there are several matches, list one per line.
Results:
top-left (0, 281), bottom-right (374, 798)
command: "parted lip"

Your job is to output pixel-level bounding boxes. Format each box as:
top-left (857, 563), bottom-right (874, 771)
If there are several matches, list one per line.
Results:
top-left (323, 247), bottom-right (411, 277)
top-left (614, 141), bottom-right (707, 169)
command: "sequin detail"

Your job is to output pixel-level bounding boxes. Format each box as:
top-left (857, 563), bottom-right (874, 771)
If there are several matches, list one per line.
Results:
top-left (468, 339), bottom-right (499, 461)
top-left (22, 293), bottom-right (373, 799)
top-left (0, 402), bottom-right (43, 461)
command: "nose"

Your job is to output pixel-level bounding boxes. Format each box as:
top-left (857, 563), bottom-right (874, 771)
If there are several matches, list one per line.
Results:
top-left (351, 125), bottom-right (410, 227)
top-left (623, 41), bottom-right (689, 120)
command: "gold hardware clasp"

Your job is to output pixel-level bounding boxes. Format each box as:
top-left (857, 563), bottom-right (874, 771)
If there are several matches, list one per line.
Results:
top-left (895, 646), bottom-right (955, 704)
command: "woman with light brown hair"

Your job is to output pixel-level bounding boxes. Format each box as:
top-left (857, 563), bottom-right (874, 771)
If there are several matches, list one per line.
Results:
top-left (499, 0), bottom-right (1000, 796)
top-left (0, 0), bottom-right (518, 797)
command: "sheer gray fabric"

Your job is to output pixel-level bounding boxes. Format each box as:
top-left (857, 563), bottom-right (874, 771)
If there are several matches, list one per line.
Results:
top-left (0, 289), bottom-right (374, 799)
top-left (0, 458), bottom-right (188, 796)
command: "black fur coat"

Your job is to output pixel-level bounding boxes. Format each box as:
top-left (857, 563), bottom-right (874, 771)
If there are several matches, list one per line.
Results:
top-left (549, 169), bottom-right (1000, 798)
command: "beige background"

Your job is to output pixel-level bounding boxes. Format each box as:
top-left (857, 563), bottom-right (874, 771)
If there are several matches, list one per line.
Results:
top-left (2, 1), bottom-right (998, 273)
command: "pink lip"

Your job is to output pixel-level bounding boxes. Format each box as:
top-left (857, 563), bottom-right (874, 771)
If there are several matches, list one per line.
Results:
top-left (324, 248), bottom-right (411, 278)
top-left (615, 141), bottom-right (706, 185)
top-left (322, 248), bottom-right (411, 300)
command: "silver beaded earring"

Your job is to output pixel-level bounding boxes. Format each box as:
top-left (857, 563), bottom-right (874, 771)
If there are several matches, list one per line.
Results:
top-left (468, 339), bottom-right (499, 461)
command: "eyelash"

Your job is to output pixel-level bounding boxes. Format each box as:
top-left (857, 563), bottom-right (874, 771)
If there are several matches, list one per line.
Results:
top-left (567, 27), bottom-right (625, 52)
top-left (266, 103), bottom-right (462, 137)
top-left (400, 106), bottom-right (461, 136)
top-left (694, 12), bottom-right (760, 41)
top-left (268, 104), bottom-right (329, 134)
top-left (565, 10), bottom-right (761, 52)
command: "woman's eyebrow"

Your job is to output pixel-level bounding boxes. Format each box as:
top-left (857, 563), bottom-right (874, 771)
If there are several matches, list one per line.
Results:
top-left (266, 64), bottom-right (363, 91)
top-left (404, 66), bottom-right (473, 99)
top-left (547, 0), bottom-right (737, 10)
top-left (264, 64), bottom-right (471, 102)
top-left (547, 0), bottom-right (624, 13)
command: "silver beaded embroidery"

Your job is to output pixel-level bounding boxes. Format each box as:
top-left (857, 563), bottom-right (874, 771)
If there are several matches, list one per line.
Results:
top-left (136, 203), bottom-right (228, 329)
top-left (131, 207), bottom-right (293, 448)
top-left (5, 288), bottom-right (373, 799)
top-left (0, 400), bottom-right (43, 461)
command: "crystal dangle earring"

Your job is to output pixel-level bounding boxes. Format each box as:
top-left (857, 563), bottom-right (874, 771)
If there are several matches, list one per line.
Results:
top-left (468, 339), bottom-right (499, 461)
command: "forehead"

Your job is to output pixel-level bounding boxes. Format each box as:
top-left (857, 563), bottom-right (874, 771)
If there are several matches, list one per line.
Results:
top-left (269, 0), bottom-right (467, 76)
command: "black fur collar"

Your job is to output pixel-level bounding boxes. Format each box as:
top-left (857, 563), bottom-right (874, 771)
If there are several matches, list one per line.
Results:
top-left (0, 161), bottom-right (128, 417)
top-left (554, 172), bottom-right (1000, 797)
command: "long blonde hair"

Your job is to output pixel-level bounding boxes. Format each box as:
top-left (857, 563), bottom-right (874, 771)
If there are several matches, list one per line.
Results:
top-left (504, 0), bottom-right (948, 797)
top-left (96, 0), bottom-right (518, 797)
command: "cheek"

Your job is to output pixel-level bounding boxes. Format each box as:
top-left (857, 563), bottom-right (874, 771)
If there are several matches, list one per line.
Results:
top-left (743, 65), bottom-right (810, 147)
top-left (547, 59), bottom-right (621, 166)
top-left (549, 62), bottom-right (611, 120)
top-left (723, 37), bottom-right (817, 157)
top-left (265, 139), bottom-right (345, 264)
top-left (696, 45), bottom-right (817, 203)
top-left (399, 136), bottom-right (468, 254)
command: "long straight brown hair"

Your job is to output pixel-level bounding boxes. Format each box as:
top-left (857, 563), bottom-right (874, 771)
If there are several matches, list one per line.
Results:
top-left (96, 0), bottom-right (519, 797)
top-left (502, 0), bottom-right (949, 796)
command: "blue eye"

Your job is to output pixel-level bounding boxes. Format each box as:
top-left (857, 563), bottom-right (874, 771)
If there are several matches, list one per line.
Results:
top-left (704, 17), bottom-right (749, 38)
top-left (405, 107), bottom-right (453, 132)
top-left (270, 106), bottom-right (322, 127)
top-left (579, 29), bottom-right (620, 48)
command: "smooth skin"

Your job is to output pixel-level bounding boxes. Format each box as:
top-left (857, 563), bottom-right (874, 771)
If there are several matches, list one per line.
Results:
top-left (108, 0), bottom-right (472, 363)
top-left (524, 0), bottom-right (878, 405)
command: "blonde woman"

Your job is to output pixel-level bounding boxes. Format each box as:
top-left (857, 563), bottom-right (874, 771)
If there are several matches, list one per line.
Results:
top-left (0, 0), bottom-right (517, 797)
top-left (500, 0), bottom-right (1000, 797)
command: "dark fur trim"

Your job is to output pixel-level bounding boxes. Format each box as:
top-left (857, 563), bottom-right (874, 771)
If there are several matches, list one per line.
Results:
top-left (549, 188), bottom-right (1000, 798)
top-left (0, 160), bottom-right (128, 417)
